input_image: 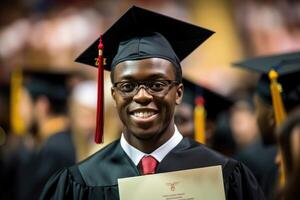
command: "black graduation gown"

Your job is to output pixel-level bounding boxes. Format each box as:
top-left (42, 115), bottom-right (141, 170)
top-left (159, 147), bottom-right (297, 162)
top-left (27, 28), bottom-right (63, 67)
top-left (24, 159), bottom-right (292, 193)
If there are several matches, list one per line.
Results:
top-left (40, 138), bottom-right (265, 200)
top-left (234, 142), bottom-right (278, 200)
top-left (18, 131), bottom-right (76, 200)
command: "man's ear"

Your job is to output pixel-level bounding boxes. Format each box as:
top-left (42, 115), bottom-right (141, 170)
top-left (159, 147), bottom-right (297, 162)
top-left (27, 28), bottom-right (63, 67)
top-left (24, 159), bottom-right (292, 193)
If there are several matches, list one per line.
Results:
top-left (176, 83), bottom-right (184, 105)
top-left (111, 87), bottom-right (117, 107)
top-left (111, 87), bottom-right (115, 100)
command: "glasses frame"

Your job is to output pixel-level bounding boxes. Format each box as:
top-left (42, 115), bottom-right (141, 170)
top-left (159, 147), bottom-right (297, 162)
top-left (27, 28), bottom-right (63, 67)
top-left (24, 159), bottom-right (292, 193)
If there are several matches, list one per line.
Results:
top-left (113, 80), bottom-right (179, 98)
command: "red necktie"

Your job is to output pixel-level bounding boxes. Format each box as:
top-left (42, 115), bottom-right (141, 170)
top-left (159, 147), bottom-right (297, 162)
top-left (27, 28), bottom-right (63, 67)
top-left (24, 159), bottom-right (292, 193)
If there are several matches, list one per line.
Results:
top-left (140, 155), bottom-right (158, 175)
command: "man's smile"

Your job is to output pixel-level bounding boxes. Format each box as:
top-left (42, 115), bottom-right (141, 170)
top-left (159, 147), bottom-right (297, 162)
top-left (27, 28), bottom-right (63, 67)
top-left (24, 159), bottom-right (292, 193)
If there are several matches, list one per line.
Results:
top-left (132, 111), bottom-right (156, 118)
top-left (129, 108), bottom-right (159, 122)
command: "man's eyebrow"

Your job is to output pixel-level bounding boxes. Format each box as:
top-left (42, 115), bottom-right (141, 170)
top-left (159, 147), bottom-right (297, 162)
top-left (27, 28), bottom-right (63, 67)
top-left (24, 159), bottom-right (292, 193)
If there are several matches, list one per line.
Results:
top-left (147, 73), bottom-right (169, 79)
top-left (118, 73), bottom-right (169, 81)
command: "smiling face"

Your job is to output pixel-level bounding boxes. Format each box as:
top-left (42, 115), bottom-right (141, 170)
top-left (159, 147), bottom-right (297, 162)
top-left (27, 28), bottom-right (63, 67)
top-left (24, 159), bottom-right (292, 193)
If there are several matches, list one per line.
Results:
top-left (111, 58), bottom-right (183, 150)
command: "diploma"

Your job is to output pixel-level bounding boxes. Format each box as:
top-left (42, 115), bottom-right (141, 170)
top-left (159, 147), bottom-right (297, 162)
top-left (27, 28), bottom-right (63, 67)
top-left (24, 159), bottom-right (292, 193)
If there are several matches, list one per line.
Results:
top-left (118, 165), bottom-right (225, 200)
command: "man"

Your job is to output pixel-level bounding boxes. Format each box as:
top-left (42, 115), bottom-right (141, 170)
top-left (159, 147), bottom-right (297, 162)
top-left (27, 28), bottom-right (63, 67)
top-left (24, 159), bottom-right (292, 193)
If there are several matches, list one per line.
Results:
top-left (41, 6), bottom-right (264, 200)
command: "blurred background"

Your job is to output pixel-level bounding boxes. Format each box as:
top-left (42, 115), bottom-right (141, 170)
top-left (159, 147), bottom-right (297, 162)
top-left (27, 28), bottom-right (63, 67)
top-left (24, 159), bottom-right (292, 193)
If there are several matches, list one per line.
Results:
top-left (0, 0), bottom-right (300, 199)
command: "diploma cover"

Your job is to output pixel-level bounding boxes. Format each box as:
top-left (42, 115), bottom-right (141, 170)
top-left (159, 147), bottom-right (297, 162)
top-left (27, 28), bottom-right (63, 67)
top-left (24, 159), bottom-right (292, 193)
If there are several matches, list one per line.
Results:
top-left (118, 165), bottom-right (225, 200)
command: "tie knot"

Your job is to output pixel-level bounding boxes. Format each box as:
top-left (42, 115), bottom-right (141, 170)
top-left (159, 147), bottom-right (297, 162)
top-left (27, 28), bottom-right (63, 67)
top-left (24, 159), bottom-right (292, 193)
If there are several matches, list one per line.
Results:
top-left (140, 155), bottom-right (158, 175)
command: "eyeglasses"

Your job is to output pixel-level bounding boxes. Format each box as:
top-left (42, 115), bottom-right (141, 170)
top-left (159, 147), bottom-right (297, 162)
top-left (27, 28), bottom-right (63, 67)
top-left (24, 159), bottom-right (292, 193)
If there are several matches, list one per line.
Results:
top-left (113, 80), bottom-right (179, 98)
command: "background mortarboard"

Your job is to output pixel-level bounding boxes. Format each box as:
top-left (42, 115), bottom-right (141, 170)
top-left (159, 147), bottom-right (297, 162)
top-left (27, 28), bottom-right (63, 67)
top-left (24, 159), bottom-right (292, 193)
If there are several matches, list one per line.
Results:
top-left (234, 51), bottom-right (300, 117)
top-left (10, 69), bottom-right (72, 136)
top-left (234, 51), bottom-right (300, 186)
top-left (75, 6), bottom-right (214, 143)
top-left (182, 78), bottom-right (233, 121)
top-left (234, 51), bottom-right (300, 75)
top-left (23, 70), bottom-right (70, 103)
top-left (180, 78), bottom-right (233, 144)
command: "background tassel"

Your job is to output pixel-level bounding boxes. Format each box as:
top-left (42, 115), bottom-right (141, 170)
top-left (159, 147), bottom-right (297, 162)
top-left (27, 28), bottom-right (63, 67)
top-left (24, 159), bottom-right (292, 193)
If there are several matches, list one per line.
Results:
top-left (268, 69), bottom-right (287, 187)
top-left (268, 69), bottom-right (287, 126)
top-left (10, 68), bottom-right (25, 135)
top-left (95, 36), bottom-right (104, 144)
top-left (194, 96), bottom-right (206, 144)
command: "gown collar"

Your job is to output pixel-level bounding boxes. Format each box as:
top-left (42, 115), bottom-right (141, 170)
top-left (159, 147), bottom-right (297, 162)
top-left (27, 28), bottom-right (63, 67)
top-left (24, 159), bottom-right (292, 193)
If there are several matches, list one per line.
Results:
top-left (120, 126), bottom-right (183, 165)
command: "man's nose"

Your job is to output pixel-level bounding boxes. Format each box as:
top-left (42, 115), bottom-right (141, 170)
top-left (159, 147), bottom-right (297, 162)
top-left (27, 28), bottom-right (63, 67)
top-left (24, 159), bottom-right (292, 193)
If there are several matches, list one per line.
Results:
top-left (133, 87), bottom-right (153, 103)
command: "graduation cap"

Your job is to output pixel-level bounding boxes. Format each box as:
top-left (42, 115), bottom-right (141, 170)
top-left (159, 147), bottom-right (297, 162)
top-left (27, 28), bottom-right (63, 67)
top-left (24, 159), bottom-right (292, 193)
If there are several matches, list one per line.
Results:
top-left (23, 70), bottom-right (70, 104)
top-left (75, 6), bottom-right (214, 143)
top-left (179, 78), bottom-right (233, 144)
top-left (10, 69), bottom-right (71, 135)
top-left (234, 51), bottom-right (300, 126)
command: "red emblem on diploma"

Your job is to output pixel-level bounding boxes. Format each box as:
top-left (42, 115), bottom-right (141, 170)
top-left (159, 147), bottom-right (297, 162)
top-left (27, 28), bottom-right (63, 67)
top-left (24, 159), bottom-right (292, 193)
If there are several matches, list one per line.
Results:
top-left (166, 182), bottom-right (179, 191)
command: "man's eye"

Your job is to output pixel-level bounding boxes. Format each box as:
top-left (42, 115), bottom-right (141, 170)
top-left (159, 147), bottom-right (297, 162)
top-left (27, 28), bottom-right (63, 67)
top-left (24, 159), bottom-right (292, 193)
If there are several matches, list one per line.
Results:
top-left (149, 81), bottom-right (167, 91)
top-left (119, 83), bottom-right (136, 92)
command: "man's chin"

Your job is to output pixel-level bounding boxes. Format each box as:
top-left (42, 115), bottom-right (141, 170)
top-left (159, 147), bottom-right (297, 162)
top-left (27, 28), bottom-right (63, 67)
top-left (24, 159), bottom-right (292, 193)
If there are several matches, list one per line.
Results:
top-left (127, 127), bottom-right (160, 140)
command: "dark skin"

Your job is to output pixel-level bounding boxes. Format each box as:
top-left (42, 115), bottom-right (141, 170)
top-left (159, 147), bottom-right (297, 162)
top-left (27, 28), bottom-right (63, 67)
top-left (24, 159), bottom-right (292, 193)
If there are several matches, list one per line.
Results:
top-left (174, 103), bottom-right (194, 139)
top-left (111, 58), bottom-right (183, 153)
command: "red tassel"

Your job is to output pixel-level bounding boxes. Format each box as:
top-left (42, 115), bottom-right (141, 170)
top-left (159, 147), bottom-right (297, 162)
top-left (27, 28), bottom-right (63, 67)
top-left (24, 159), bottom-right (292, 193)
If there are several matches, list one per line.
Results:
top-left (95, 35), bottom-right (104, 143)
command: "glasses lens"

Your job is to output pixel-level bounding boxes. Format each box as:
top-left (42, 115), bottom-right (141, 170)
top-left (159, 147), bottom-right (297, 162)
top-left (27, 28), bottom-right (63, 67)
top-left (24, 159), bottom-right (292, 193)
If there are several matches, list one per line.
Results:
top-left (148, 80), bottom-right (169, 92)
top-left (115, 80), bottom-right (176, 97)
top-left (117, 82), bottom-right (137, 94)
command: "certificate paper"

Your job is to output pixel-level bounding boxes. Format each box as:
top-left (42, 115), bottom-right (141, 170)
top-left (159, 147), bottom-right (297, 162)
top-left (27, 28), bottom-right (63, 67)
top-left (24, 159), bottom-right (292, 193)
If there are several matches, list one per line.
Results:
top-left (118, 165), bottom-right (225, 200)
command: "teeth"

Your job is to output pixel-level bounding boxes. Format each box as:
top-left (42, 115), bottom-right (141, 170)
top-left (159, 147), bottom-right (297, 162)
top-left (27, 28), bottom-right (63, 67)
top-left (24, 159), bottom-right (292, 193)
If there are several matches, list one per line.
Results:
top-left (133, 111), bottom-right (155, 118)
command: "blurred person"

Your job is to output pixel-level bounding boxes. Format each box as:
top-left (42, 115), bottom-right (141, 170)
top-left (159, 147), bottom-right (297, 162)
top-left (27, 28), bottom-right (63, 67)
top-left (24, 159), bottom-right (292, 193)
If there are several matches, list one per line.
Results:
top-left (0, 71), bottom-right (39, 200)
top-left (234, 51), bottom-right (300, 199)
top-left (276, 107), bottom-right (300, 200)
top-left (69, 79), bottom-right (121, 162)
top-left (234, 51), bottom-right (300, 146)
top-left (69, 80), bottom-right (98, 161)
top-left (175, 78), bottom-right (234, 148)
top-left (230, 100), bottom-right (259, 149)
top-left (41, 7), bottom-right (264, 200)
top-left (232, 99), bottom-right (278, 198)
top-left (15, 69), bottom-right (76, 200)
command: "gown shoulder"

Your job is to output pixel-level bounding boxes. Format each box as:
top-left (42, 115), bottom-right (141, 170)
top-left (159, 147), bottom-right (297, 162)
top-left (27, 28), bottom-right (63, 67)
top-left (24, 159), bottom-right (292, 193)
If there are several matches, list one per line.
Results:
top-left (224, 160), bottom-right (266, 200)
top-left (40, 163), bottom-right (119, 200)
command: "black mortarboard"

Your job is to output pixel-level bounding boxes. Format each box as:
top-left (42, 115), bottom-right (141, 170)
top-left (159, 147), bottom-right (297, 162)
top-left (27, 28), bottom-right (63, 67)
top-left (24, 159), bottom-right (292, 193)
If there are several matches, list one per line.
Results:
top-left (75, 6), bottom-right (214, 143)
top-left (23, 70), bottom-right (70, 114)
top-left (180, 78), bottom-right (233, 143)
top-left (10, 69), bottom-right (71, 135)
top-left (234, 51), bottom-right (300, 126)
top-left (234, 51), bottom-right (300, 75)
top-left (257, 71), bottom-right (300, 112)
top-left (182, 78), bottom-right (233, 120)
top-left (75, 6), bottom-right (214, 71)
top-left (24, 71), bottom-right (69, 100)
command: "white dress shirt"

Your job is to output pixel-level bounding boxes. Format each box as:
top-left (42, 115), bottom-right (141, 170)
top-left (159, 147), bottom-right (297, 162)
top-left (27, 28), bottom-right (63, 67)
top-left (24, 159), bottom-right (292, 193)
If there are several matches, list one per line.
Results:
top-left (120, 126), bottom-right (183, 166)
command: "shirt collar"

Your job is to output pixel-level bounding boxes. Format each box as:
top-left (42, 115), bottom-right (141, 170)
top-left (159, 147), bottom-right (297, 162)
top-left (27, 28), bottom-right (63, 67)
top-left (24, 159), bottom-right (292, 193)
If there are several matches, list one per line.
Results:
top-left (120, 126), bottom-right (183, 166)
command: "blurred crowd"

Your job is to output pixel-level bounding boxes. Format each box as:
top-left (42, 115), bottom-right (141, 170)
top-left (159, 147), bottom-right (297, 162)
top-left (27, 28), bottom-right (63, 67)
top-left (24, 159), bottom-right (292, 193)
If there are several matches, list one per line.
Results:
top-left (0, 0), bottom-right (300, 200)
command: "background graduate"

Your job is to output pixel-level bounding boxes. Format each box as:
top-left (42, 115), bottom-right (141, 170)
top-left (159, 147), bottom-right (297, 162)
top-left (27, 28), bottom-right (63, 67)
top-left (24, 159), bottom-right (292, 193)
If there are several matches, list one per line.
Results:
top-left (16, 69), bottom-right (76, 200)
top-left (234, 51), bottom-right (300, 199)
